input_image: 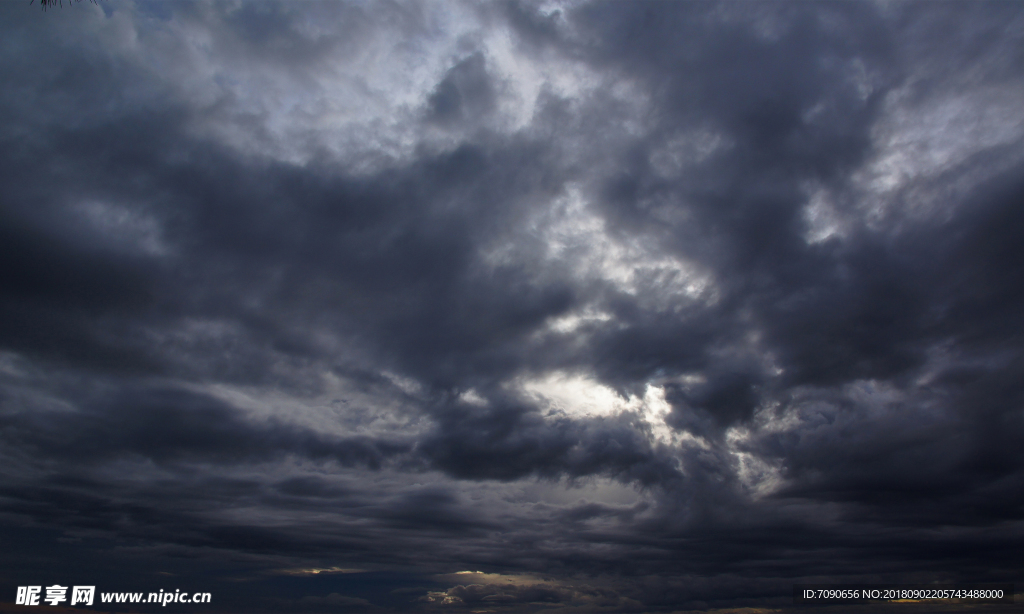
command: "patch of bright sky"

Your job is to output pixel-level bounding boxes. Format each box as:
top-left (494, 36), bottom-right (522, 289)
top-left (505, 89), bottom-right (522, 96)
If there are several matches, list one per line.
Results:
top-left (516, 371), bottom-right (706, 448)
top-left (544, 308), bottom-right (613, 335)
top-left (518, 371), bottom-right (630, 419)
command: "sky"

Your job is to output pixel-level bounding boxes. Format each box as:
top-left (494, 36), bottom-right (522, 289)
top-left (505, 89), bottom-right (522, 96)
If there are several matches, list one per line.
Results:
top-left (1, 1), bottom-right (1023, 612)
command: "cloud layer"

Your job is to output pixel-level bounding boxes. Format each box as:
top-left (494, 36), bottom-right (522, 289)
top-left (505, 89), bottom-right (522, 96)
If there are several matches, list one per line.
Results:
top-left (2, 1), bottom-right (1023, 611)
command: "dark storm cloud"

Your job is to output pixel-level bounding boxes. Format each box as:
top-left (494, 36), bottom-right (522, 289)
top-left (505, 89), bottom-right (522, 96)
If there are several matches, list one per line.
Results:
top-left (2, 1), bottom-right (1024, 612)
top-left (419, 394), bottom-right (677, 484)
top-left (555, 1), bottom-right (903, 376)
top-left (1, 103), bottom-right (571, 387)
top-left (427, 53), bottom-right (497, 127)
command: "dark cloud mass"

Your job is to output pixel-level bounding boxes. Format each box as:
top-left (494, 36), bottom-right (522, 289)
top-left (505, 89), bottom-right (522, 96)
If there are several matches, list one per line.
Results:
top-left (1, 1), bottom-right (1023, 612)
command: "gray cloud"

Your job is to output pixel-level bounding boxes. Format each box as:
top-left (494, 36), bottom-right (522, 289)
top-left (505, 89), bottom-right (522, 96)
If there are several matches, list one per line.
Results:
top-left (1, 1), bottom-right (1023, 612)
